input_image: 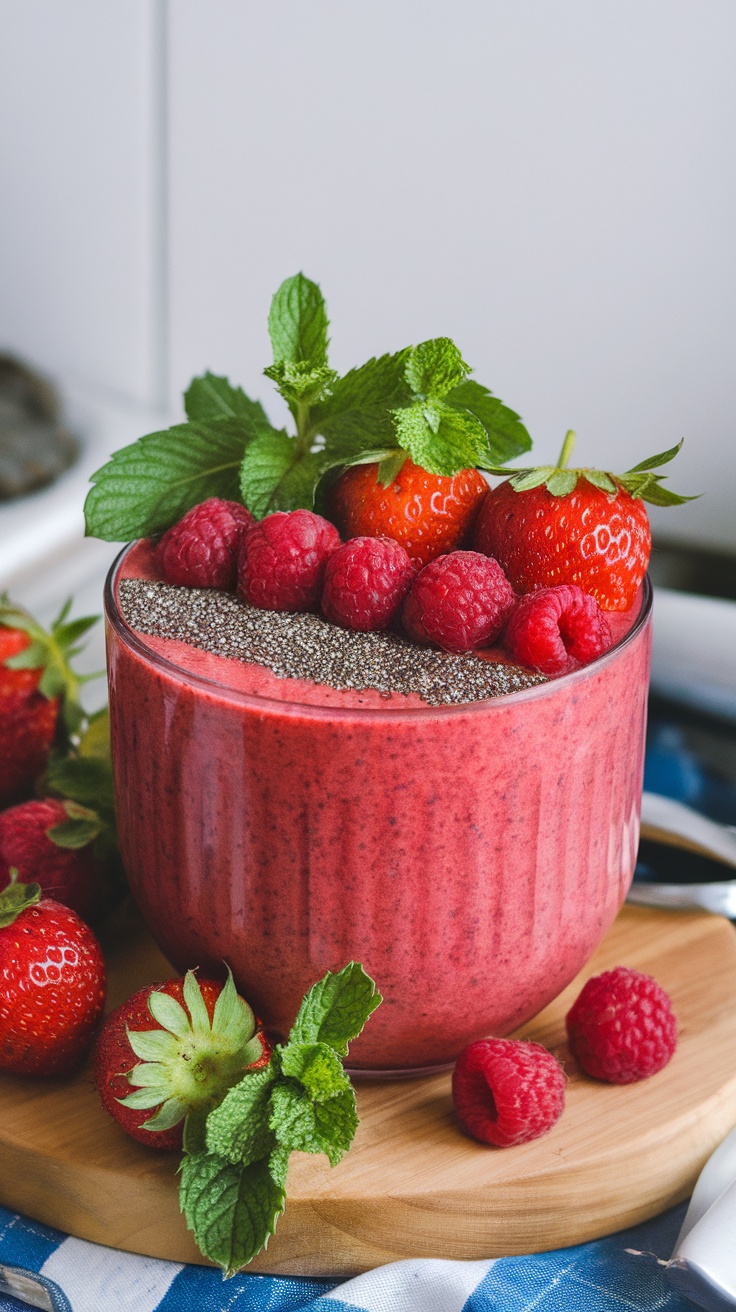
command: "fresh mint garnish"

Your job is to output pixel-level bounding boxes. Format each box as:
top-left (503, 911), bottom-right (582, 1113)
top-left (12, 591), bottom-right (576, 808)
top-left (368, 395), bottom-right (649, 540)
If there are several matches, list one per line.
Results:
top-left (180, 961), bottom-right (381, 1276)
top-left (184, 372), bottom-right (272, 426)
top-left (84, 415), bottom-right (275, 542)
top-left (179, 1151), bottom-right (287, 1279)
top-left (84, 274), bottom-right (532, 541)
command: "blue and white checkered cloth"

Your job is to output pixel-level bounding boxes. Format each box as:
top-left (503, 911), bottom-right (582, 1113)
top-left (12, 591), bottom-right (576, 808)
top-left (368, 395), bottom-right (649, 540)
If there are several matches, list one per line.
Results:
top-left (0, 1202), bottom-right (694, 1311)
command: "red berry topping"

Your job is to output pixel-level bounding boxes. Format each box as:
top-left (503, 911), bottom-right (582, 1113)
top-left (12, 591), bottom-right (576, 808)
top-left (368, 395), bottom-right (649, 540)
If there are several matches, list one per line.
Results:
top-left (238, 509), bottom-right (341, 612)
top-left (402, 551), bottom-right (516, 653)
top-left (0, 876), bottom-right (106, 1077)
top-left (566, 966), bottom-right (677, 1084)
top-left (321, 536), bottom-right (416, 632)
top-left (330, 459), bottom-right (488, 568)
top-left (503, 584), bottom-right (612, 676)
top-left (0, 798), bottom-right (108, 925)
top-left (452, 1038), bottom-right (566, 1147)
top-left (156, 498), bottom-right (254, 590)
top-left (474, 479), bottom-right (651, 612)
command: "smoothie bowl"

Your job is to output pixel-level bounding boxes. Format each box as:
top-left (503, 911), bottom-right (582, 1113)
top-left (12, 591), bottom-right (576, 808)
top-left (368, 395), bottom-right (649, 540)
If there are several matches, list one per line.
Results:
top-left (105, 541), bottom-right (652, 1074)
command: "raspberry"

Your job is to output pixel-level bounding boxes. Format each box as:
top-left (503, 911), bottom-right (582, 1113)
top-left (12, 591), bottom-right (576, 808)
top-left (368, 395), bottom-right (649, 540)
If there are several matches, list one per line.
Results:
top-left (452, 1038), bottom-right (566, 1147)
top-left (566, 966), bottom-right (677, 1084)
top-left (321, 537), bottom-right (416, 632)
top-left (238, 510), bottom-right (341, 612)
top-left (156, 498), bottom-right (254, 590)
top-left (0, 799), bottom-right (108, 925)
top-left (503, 584), bottom-right (612, 676)
top-left (401, 551), bottom-right (515, 653)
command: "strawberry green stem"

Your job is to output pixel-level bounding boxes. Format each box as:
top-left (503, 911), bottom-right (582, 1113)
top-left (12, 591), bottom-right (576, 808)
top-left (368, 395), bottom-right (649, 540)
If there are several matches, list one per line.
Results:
top-left (557, 430), bottom-right (576, 469)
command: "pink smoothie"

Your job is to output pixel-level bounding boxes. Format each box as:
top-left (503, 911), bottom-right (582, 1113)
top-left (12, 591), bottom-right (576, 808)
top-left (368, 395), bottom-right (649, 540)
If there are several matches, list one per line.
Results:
top-left (106, 543), bottom-right (651, 1072)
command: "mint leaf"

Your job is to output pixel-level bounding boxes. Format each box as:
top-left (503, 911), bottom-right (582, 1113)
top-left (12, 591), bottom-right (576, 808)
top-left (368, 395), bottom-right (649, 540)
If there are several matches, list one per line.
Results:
top-left (278, 1042), bottom-right (351, 1102)
top-left (311, 352), bottom-right (413, 456)
top-left (445, 381), bottom-right (532, 465)
top-left (269, 1083), bottom-right (357, 1166)
top-left (393, 401), bottom-right (491, 477)
top-left (85, 417), bottom-right (260, 541)
top-left (239, 431), bottom-right (329, 519)
top-left (268, 273), bottom-right (329, 368)
top-left (206, 1066), bottom-right (277, 1167)
top-left (263, 361), bottom-right (337, 408)
top-left (405, 338), bottom-right (469, 399)
top-left (184, 373), bottom-right (271, 429)
top-left (288, 962), bottom-right (381, 1058)
top-left (179, 1151), bottom-right (286, 1277)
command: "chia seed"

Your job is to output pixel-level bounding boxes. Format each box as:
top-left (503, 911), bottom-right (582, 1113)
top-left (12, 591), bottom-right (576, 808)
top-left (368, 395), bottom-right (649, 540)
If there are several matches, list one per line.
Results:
top-left (118, 578), bottom-right (545, 707)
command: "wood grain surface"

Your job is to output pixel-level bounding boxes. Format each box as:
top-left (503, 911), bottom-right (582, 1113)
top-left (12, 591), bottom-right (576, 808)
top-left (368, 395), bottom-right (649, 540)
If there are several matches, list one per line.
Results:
top-left (1, 902), bottom-right (735, 1276)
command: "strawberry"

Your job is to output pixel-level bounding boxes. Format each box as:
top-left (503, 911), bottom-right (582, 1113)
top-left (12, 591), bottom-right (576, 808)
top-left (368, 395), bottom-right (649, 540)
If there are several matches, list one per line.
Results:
top-left (329, 458), bottom-right (488, 569)
top-left (0, 596), bottom-right (100, 803)
top-left (0, 798), bottom-right (111, 925)
top-left (94, 970), bottom-right (271, 1150)
top-left (0, 871), bottom-right (106, 1076)
top-left (475, 434), bottom-right (693, 611)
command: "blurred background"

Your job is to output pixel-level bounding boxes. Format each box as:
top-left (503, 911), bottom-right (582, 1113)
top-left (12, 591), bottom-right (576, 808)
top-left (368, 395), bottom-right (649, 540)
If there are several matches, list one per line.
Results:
top-left (1, 0), bottom-right (735, 734)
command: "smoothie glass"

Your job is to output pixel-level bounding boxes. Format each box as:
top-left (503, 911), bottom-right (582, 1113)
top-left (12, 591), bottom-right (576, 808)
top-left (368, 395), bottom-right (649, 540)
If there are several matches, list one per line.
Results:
top-left (105, 547), bottom-right (652, 1074)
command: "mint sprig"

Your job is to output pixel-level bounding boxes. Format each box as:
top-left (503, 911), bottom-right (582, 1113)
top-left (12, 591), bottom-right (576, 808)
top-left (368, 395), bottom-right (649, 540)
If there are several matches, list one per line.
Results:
top-left (180, 961), bottom-right (381, 1276)
top-left (84, 274), bottom-right (532, 541)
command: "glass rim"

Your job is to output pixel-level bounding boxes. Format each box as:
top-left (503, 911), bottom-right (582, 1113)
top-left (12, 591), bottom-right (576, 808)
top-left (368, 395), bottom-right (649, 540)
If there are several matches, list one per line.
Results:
top-left (104, 544), bottom-right (653, 722)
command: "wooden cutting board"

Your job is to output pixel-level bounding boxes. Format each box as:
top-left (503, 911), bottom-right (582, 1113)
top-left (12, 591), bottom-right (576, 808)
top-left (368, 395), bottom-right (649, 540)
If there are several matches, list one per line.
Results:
top-left (1, 902), bottom-right (735, 1277)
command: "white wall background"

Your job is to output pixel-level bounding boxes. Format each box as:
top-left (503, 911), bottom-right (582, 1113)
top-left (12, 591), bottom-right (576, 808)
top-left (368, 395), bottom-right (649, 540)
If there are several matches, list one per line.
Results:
top-left (1, 0), bottom-right (735, 549)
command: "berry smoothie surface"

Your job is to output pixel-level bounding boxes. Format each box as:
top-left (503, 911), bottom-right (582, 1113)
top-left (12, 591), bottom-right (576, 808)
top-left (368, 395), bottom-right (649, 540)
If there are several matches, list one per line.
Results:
top-left (106, 541), bottom-right (651, 1073)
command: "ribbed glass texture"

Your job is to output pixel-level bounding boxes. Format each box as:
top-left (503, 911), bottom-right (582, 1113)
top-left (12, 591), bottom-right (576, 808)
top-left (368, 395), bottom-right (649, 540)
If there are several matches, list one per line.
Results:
top-left (105, 550), bottom-right (652, 1073)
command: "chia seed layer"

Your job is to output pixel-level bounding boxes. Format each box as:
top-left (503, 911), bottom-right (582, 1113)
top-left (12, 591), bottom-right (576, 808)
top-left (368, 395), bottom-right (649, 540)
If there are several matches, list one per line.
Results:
top-left (118, 577), bottom-right (545, 706)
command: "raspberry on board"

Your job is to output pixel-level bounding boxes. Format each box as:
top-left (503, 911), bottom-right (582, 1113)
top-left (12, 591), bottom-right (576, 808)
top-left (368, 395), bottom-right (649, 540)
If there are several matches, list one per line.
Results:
top-left (321, 536), bottom-right (416, 632)
top-left (238, 509), bottom-right (341, 612)
top-left (503, 584), bottom-right (612, 676)
top-left (402, 551), bottom-right (516, 653)
top-left (452, 1038), bottom-right (566, 1147)
top-left (156, 498), bottom-right (254, 590)
top-left (566, 966), bottom-right (677, 1084)
top-left (330, 459), bottom-right (489, 568)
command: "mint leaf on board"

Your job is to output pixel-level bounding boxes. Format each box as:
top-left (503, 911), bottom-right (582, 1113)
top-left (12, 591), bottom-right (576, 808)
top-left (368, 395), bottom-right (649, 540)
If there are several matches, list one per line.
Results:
top-left (278, 1041), bottom-right (352, 1102)
top-left (404, 338), bottom-right (470, 399)
top-left (239, 431), bottom-right (331, 519)
top-left (268, 273), bottom-right (329, 368)
top-left (84, 417), bottom-right (265, 541)
top-left (288, 961), bottom-right (382, 1058)
top-left (179, 1151), bottom-right (286, 1278)
top-left (184, 373), bottom-right (272, 430)
top-left (206, 1066), bottom-right (278, 1167)
top-left (269, 1082), bottom-right (358, 1167)
top-left (445, 380), bottom-right (532, 465)
top-left (310, 351), bottom-right (413, 456)
top-left (393, 401), bottom-right (491, 477)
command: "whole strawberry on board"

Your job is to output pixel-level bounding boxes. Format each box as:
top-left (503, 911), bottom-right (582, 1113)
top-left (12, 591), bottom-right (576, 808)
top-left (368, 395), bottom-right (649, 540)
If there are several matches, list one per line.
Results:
top-left (94, 970), bottom-right (271, 1150)
top-left (475, 432), bottom-right (694, 611)
top-left (0, 871), bottom-right (106, 1076)
top-left (0, 595), bottom-right (100, 804)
